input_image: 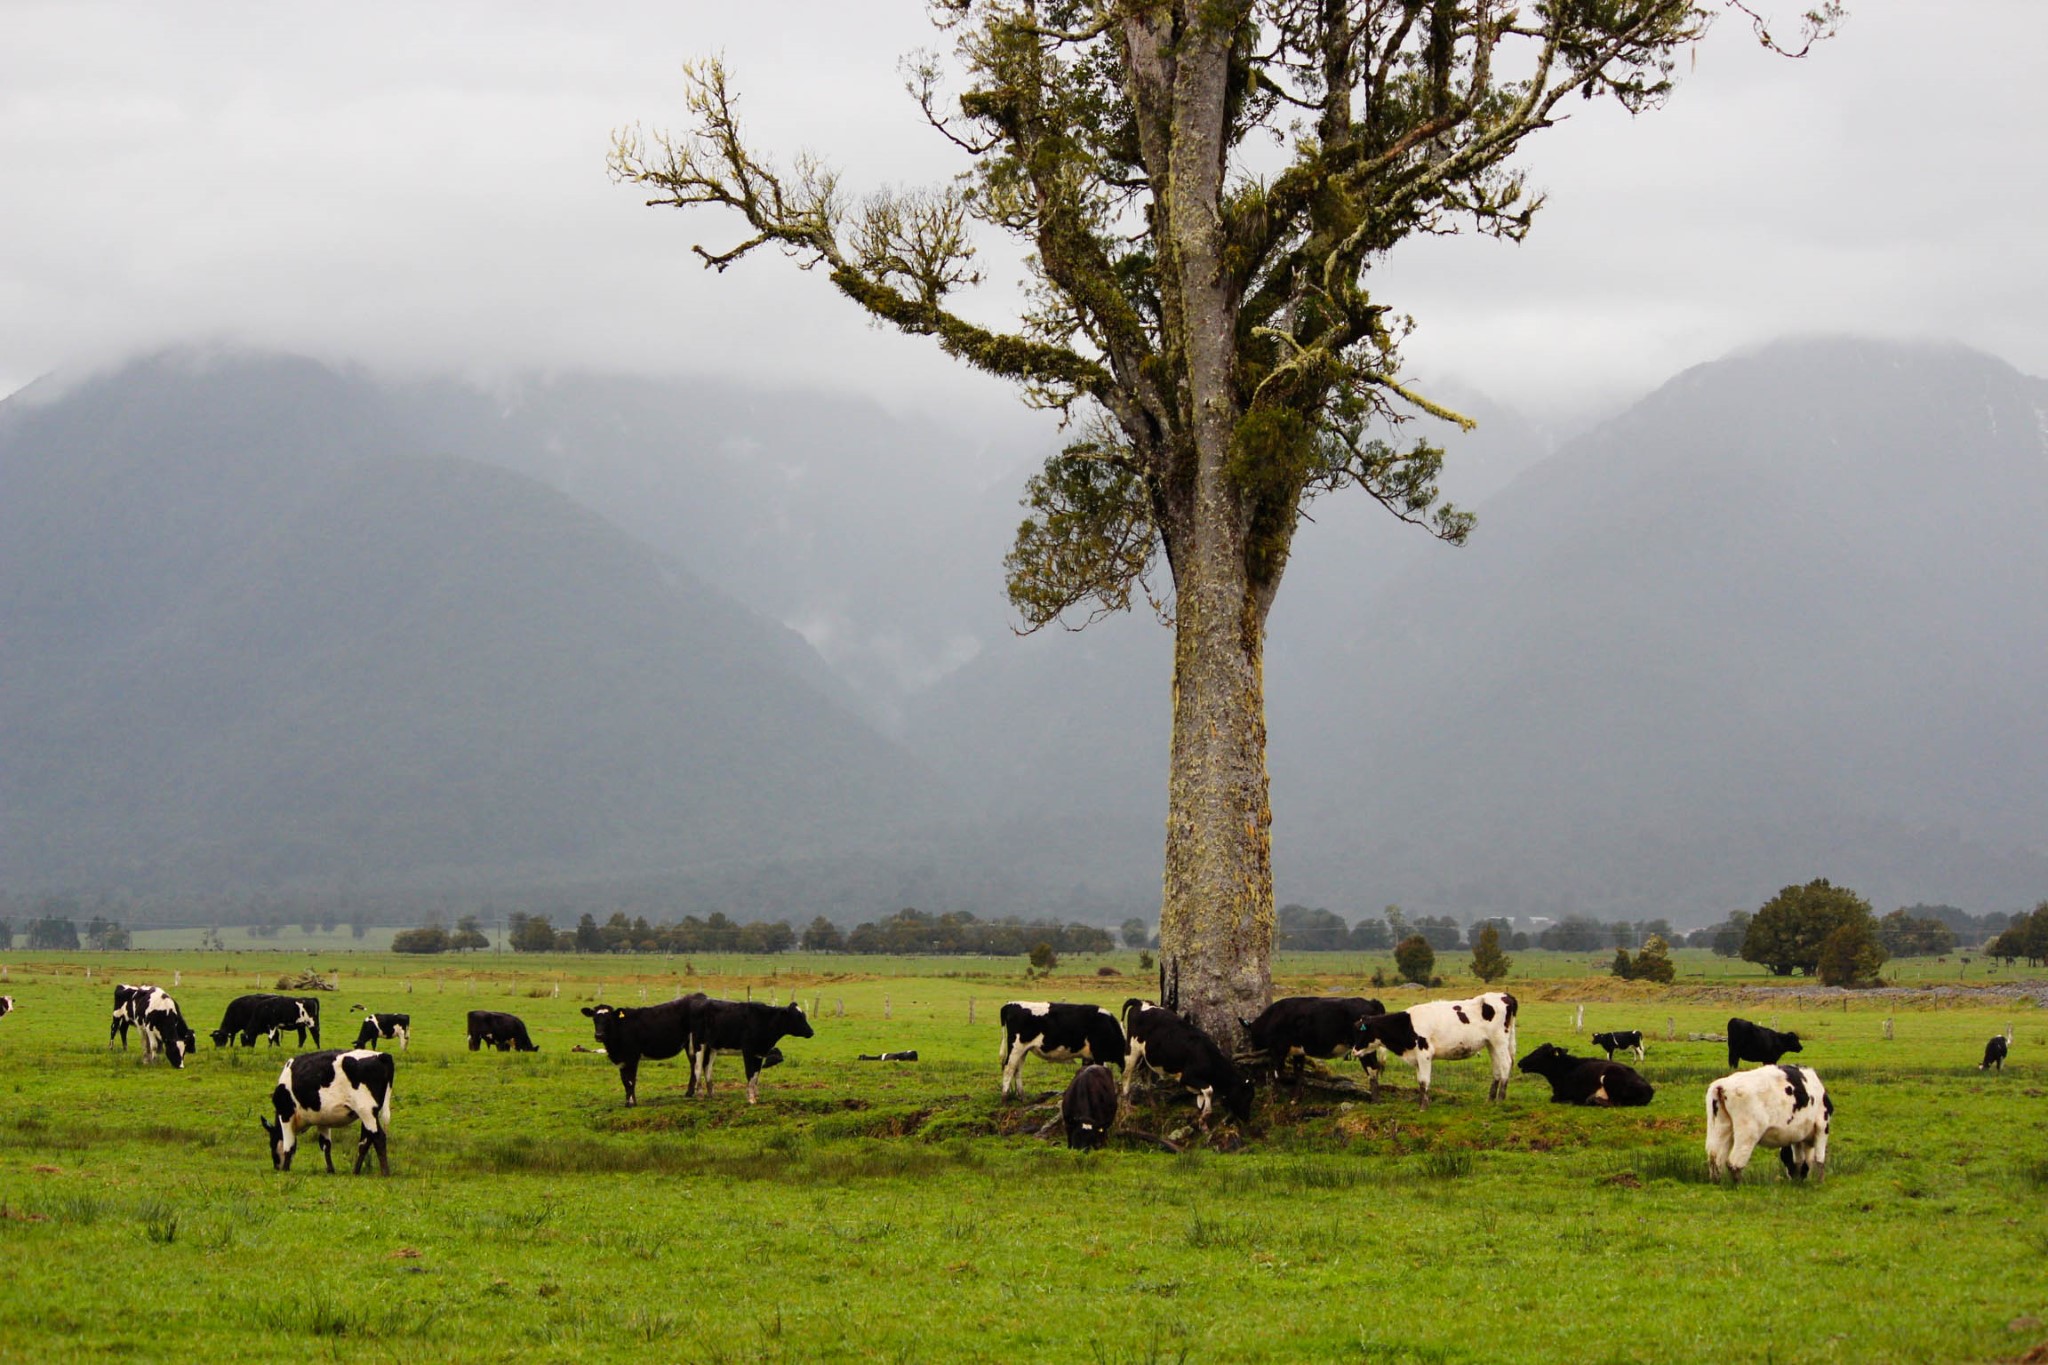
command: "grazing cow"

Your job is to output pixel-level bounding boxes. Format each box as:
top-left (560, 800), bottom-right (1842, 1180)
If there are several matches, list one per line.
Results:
top-left (467, 1010), bottom-right (539, 1052)
top-left (1726, 1017), bottom-right (1803, 1070)
top-left (581, 994), bottom-right (709, 1105)
top-left (688, 1000), bottom-right (814, 1104)
top-left (1240, 996), bottom-right (1386, 1088)
top-left (1980, 1035), bottom-right (2008, 1071)
top-left (0, 996), bottom-right (13, 1019)
top-left (998, 1001), bottom-right (1128, 1097)
top-left (211, 994), bottom-right (319, 1049)
top-left (350, 1012), bottom-right (412, 1051)
top-left (1704, 1064), bottom-right (1832, 1183)
top-left (1061, 1064), bottom-right (1119, 1150)
top-left (110, 983), bottom-right (154, 1048)
top-left (1354, 992), bottom-right (1519, 1108)
top-left (1120, 1001), bottom-right (1254, 1128)
top-left (1591, 1030), bottom-right (1645, 1062)
top-left (1517, 1043), bottom-right (1655, 1107)
top-left (261, 1049), bottom-right (395, 1175)
top-left (134, 988), bottom-right (197, 1068)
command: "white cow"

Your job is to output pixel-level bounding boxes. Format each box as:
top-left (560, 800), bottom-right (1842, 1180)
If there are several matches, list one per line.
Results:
top-left (262, 1049), bottom-right (396, 1174)
top-left (1704, 1064), bottom-right (1831, 1183)
top-left (1353, 992), bottom-right (1518, 1107)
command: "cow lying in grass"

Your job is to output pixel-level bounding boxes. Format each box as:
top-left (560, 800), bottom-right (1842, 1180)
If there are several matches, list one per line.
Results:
top-left (261, 1049), bottom-right (395, 1175)
top-left (1354, 992), bottom-right (1518, 1108)
top-left (1705, 1064), bottom-right (1831, 1183)
top-left (1517, 1043), bottom-right (1654, 1106)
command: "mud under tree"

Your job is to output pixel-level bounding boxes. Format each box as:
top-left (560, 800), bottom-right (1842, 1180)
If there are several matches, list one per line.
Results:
top-left (609, 0), bottom-right (1839, 1047)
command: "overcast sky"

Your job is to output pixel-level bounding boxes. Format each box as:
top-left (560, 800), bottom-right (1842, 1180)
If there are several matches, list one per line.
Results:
top-left (4, 2), bottom-right (2044, 428)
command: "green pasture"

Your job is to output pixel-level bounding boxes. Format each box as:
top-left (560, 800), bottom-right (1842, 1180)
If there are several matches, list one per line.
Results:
top-left (1, 951), bottom-right (2044, 1362)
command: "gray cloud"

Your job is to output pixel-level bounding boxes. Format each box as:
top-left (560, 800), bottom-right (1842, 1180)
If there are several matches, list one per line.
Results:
top-left (4, 2), bottom-right (2042, 423)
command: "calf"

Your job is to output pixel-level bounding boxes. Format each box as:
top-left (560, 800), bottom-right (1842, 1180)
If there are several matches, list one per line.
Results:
top-left (467, 1010), bottom-right (539, 1052)
top-left (1980, 1035), bottom-right (2008, 1071)
top-left (110, 983), bottom-right (153, 1047)
top-left (1120, 1001), bottom-right (1254, 1129)
top-left (1354, 992), bottom-right (1518, 1108)
top-left (1517, 1043), bottom-right (1655, 1106)
top-left (1240, 996), bottom-right (1386, 1088)
top-left (350, 1011), bottom-right (412, 1051)
top-left (134, 988), bottom-right (197, 1068)
top-left (1061, 1064), bottom-right (1119, 1150)
top-left (1591, 1030), bottom-right (1645, 1062)
top-left (998, 1001), bottom-right (1127, 1097)
top-left (1727, 1017), bottom-right (1803, 1069)
top-left (261, 1049), bottom-right (395, 1175)
top-left (581, 994), bottom-right (708, 1105)
top-left (211, 994), bottom-right (319, 1048)
top-left (689, 1000), bottom-right (813, 1103)
top-left (1704, 1064), bottom-right (1832, 1183)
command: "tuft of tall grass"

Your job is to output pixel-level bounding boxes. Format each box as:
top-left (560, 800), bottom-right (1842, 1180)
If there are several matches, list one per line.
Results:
top-left (1417, 1149), bottom-right (1474, 1180)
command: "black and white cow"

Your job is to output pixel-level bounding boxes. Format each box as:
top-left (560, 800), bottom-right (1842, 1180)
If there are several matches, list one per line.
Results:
top-left (1120, 1001), bottom-right (1254, 1129)
top-left (688, 1000), bottom-right (813, 1104)
top-left (1061, 1064), bottom-right (1119, 1150)
top-left (133, 988), bottom-right (197, 1068)
top-left (467, 1010), bottom-right (539, 1052)
top-left (1517, 1042), bottom-right (1655, 1106)
top-left (1591, 1030), bottom-right (1645, 1062)
top-left (1353, 992), bottom-right (1518, 1108)
top-left (1980, 1035), bottom-right (2009, 1071)
top-left (1240, 996), bottom-right (1386, 1088)
top-left (211, 994), bottom-right (319, 1048)
top-left (349, 1011), bottom-right (412, 1051)
top-left (581, 994), bottom-right (709, 1105)
top-left (1726, 1017), bottom-right (1803, 1069)
top-left (997, 1001), bottom-right (1128, 1097)
top-left (110, 983), bottom-right (154, 1047)
top-left (1704, 1063), bottom-right (1831, 1183)
top-left (0, 996), bottom-right (13, 1019)
top-left (261, 1049), bottom-right (395, 1175)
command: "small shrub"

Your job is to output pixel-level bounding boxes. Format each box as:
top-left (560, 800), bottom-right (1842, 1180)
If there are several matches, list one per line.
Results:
top-left (1393, 936), bottom-right (1434, 986)
top-left (1097, 965), bottom-right (1121, 976)
top-left (1029, 942), bottom-right (1059, 971)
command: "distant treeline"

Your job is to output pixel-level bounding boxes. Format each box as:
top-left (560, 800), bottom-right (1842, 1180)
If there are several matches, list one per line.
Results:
top-left (479, 906), bottom-right (1117, 957)
top-left (0, 916), bottom-right (132, 951)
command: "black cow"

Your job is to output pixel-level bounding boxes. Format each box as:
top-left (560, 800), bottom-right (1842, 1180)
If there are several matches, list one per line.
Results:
top-left (998, 1001), bottom-right (1128, 1097)
top-left (261, 1049), bottom-right (395, 1175)
top-left (467, 1010), bottom-right (539, 1052)
top-left (1120, 1001), bottom-right (1254, 1128)
top-left (212, 995), bottom-right (319, 1049)
top-left (1061, 1064), bottom-right (1119, 1150)
top-left (134, 988), bottom-right (197, 1068)
top-left (689, 1000), bottom-right (813, 1103)
top-left (1981, 1035), bottom-right (2009, 1071)
top-left (1591, 1030), bottom-right (1645, 1062)
top-left (1240, 996), bottom-right (1386, 1087)
top-left (1517, 1043), bottom-right (1655, 1106)
top-left (1727, 1017), bottom-right (1803, 1069)
top-left (110, 983), bottom-right (154, 1047)
top-left (350, 1012), bottom-right (412, 1051)
top-left (581, 994), bottom-right (709, 1105)
top-left (0, 995), bottom-right (13, 1019)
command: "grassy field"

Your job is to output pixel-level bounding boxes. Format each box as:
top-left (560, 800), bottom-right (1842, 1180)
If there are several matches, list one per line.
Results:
top-left (1, 949), bottom-right (2044, 1362)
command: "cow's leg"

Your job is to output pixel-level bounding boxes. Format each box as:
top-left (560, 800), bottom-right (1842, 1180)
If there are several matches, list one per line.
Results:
top-left (1413, 1052), bottom-right (1432, 1109)
top-left (318, 1131), bottom-right (336, 1174)
top-left (745, 1053), bottom-right (762, 1105)
top-left (397, 1027), bottom-right (408, 1051)
top-left (619, 1056), bottom-right (639, 1107)
top-left (1724, 1114), bottom-right (1764, 1184)
top-left (468, 1032), bottom-right (481, 1051)
top-left (1120, 1041), bottom-right (1145, 1097)
top-left (1490, 1042), bottom-right (1511, 1101)
top-left (1193, 1087), bottom-right (1213, 1130)
top-left (999, 1035), bottom-right (1030, 1098)
top-left (700, 1050), bottom-right (715, 1097)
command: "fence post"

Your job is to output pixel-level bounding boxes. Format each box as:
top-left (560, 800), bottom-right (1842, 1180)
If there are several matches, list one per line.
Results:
top-left (968, 997), bottom-right (975, 1026)
top-left (174, 971), bottom-right (181, 988)
top-left (837, 998), bottom-right (844, 1018)
top-left (1882, 1017), bottom-right (1893, 1040)
top-left (746, 985), bottom-right (752, 1002)
top-left (1666, 1016), bottom-right (1675, 1041)
top-left (885, 995), bottom-right (892, 1021)
top-left (1574, 1005), bottom-right (1584, 1033)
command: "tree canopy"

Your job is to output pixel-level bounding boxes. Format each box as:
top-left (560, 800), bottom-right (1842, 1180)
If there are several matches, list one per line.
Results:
top-left (1742, 878), bottom-right (1876, 977)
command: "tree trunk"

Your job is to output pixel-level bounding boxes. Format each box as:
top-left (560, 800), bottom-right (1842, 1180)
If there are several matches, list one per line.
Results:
top-left (1159, 545), bottom-right (1273, 1050)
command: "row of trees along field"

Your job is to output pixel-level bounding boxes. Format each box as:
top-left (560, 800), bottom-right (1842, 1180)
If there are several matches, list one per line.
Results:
top-left (611, 0), bottom-right (1842, 1044)
top-left (416, 907), bottom-right (1124, 957)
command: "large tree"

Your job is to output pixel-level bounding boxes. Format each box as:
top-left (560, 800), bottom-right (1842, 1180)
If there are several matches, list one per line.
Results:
top-left (611, 1), bottom-right (1836, 1042)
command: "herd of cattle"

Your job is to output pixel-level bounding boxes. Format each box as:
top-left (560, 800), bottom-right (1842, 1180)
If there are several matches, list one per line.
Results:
top-left (2, 978), bottom-right (2017, 1181)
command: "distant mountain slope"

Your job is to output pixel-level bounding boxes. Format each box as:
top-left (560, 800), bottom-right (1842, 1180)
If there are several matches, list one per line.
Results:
top-left (906, 339), bottom-right (2048, 921)
top-left (0, 353), bottom-right (939, 890)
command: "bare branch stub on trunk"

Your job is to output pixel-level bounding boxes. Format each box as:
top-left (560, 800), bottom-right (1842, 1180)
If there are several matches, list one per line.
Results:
top-left (611, 3), bottom-right (1835, 1048)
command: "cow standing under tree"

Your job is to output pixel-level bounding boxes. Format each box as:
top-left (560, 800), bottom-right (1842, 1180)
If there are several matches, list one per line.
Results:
top-left (1060, 1064), bottom-right (1119, 1150)
top-left (997, 1001), bottom-right (1127, 1098)
top-left (261, 1049), bottom-right (395, 1175)
top-left (1120, 1000), bottom-right (1254, 1129)
top-left (1240, 996), bottom-right (1385, 1090)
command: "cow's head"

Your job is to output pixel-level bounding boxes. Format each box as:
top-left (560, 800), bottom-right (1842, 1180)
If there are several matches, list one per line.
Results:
top-left (1518, 1042), bottom-right (1569, 1076)
top-left (581, 1004), bottom-right (623, 1044)
top-left (782, 1003), bottom-right (814, 1040)
top-left (1781, 1032), bottom-right (1803, 1054)
top-left (260, 1116), bottom-right (292, 1170)
top-left (211, 1028), bottom-right (233, 1048)
top-left (1219, 1069), bottom-right (1256, 1124)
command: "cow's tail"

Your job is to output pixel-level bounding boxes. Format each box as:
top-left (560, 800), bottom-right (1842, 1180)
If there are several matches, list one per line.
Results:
top-left (1500, 992), bottom-right (1519, 1024)
top-left (1121, 998), bottom-right (1145, 1031)
top-left (1708, 1083), bottom-right (1723, 1119)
